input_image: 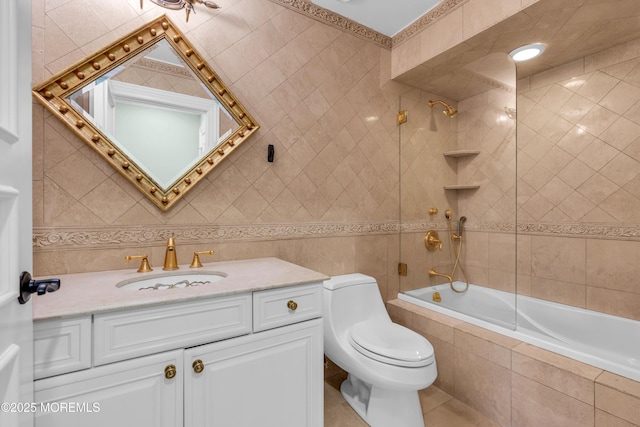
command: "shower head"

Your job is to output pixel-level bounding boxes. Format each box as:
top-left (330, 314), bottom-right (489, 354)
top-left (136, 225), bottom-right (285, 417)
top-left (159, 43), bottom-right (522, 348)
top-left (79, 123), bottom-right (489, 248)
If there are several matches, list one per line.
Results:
top-left (428, 100), bottom-right (458, 118)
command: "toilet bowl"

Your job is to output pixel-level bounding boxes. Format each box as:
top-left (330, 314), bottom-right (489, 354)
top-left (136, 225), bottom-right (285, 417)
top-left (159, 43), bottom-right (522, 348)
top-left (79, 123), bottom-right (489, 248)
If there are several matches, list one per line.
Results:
top-left (323, 273), bottom-right (437, 427)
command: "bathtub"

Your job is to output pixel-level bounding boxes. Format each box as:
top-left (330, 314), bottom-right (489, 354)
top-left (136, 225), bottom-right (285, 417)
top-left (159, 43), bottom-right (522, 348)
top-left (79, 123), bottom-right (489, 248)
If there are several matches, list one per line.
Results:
top-left (399, 283), bottom-right (640, 382)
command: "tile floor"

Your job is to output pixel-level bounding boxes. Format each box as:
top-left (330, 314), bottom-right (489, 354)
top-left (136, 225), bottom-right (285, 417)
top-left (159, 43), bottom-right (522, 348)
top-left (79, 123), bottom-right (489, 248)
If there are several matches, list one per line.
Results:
top-left (324, 373), bottom-right (499, 427)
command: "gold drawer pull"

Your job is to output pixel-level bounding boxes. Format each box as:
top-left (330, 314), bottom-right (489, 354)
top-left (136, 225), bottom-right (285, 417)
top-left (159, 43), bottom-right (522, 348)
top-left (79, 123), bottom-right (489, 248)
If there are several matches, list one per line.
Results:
top-left (164, 364), bottom-right (177, 379)
top-left (192, 359), bottom-right (204, 374)
top-left (287, 300), bottom-right (298, 311)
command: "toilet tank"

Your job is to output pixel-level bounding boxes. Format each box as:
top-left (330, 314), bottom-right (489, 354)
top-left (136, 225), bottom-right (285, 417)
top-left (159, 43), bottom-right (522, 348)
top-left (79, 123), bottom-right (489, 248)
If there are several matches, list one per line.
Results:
top-left (323, 274), bottom-right (391, 330)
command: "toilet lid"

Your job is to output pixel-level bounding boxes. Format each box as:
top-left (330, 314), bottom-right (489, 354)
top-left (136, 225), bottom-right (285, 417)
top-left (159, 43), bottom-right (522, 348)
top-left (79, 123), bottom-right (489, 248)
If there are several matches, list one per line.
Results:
top-left (348, 321), bottom-right (435, 368)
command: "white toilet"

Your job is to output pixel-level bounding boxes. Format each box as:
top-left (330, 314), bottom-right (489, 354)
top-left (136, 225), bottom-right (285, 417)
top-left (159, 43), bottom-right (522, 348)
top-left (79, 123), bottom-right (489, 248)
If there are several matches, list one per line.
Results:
top-left (323, 273), bottom-right (437, 427)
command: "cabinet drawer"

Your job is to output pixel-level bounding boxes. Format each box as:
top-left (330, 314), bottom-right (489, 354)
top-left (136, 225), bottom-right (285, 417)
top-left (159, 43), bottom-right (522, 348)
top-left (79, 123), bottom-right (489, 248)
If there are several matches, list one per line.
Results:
top-left (253, 283), bottom-right (322, 332)
top-left (93, 294), bottom-right (251, 366)
top-left (34, 316), bottom-right (91, 380)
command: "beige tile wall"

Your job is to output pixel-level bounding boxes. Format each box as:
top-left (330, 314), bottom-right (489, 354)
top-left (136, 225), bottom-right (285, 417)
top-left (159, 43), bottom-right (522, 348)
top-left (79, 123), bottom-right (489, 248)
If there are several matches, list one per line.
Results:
top-left (399, 56), bottom-right (517, 296)
top-left (517, 37), bottom-right (640, 320)
top-left (32, 0), bottom-right (640, 325)
top-left (31, 0), bottom-right (433, 289)
top-left (404, 37), bottom-right (640, 321)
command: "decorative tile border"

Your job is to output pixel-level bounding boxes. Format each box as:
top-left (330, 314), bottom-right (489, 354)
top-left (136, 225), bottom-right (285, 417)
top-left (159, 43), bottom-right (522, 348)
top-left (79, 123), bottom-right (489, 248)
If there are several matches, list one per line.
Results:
top-left (516, 222), bottom-right (640, 239)
top-left (267, 0), bottom-right (392, 49)
top-left (33, 222), bottom-right (402, 250)
top-left (267, 0), bottom-right (470, 50)
top-left (134, 58), bottom-right (193, 79)
top-left (392, 0), bottom-right (469, 47)
top-left (32, 220), bottom-right (640, 251)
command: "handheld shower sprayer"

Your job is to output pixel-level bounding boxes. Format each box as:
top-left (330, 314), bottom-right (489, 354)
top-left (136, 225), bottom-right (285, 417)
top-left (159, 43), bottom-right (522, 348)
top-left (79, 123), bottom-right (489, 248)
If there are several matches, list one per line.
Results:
top-left (428, 210), bottom-right (469, 293)
top-left (458, 216), bottom-right (467, 238)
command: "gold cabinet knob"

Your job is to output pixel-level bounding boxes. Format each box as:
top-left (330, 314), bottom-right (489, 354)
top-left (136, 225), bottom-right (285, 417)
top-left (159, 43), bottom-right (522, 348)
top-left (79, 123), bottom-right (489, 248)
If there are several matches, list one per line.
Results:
top-left (192, 359), bottom-right (204, 374)
top-left (287, 300), bottom-right (298, 311)
top-left (164, 364), bottom-right (177, 379)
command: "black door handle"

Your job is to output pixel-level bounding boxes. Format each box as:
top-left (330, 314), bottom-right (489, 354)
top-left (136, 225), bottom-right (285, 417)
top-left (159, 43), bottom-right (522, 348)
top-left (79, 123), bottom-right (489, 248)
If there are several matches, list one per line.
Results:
top-left (18, 271), bottom-right (61, 304)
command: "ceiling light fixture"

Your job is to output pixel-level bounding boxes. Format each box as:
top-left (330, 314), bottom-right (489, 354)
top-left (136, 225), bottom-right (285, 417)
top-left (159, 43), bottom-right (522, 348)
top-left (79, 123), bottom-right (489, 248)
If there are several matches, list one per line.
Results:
top-left (141, 0), bottom-right (220, 23)
top-left (509, 43), bottom-right (546, 62)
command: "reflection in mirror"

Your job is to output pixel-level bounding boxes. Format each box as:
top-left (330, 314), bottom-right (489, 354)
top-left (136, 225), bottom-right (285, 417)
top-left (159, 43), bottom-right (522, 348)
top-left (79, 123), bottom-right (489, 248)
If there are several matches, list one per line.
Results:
top-left (33, 15), bottom-right (258, 210)
top-left (66, 39), bottom-right (239, 190)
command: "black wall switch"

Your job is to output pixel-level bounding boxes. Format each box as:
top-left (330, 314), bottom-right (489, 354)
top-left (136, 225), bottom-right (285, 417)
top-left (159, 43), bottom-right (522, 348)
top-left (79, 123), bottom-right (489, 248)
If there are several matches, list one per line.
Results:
top-left (267, 144), bottom-right (274, 162)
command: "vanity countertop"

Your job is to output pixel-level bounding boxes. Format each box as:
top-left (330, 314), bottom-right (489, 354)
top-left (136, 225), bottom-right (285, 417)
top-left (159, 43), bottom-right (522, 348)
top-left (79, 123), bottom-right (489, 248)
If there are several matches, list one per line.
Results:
top-left (32, 257), bottom-right (329, 321)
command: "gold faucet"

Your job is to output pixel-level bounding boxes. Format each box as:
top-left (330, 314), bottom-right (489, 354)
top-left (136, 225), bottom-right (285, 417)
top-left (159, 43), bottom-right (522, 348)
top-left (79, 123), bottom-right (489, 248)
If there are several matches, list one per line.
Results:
top-left (163, 237), bottom-right (179, 270)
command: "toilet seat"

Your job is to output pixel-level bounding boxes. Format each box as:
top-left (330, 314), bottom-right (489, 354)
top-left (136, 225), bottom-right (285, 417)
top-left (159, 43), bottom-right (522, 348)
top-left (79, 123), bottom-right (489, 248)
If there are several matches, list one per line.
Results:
top-left (348, 321), bottom-right (435, 368)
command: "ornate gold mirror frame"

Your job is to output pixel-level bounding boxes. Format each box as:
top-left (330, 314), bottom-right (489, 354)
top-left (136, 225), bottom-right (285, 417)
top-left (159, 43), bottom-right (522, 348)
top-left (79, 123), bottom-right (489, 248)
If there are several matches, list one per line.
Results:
top-left (33, 15), bottom-right (259, 211)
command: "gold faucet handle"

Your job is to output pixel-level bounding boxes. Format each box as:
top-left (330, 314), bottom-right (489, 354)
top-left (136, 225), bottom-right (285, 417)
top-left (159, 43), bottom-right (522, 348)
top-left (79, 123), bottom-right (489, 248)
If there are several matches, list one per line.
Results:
top-left (190, 250), bottom-right (214, 268)
top-left (125, 255), bottom-right (153, 273)
top-left (425, 231), bottom-right (443, 251)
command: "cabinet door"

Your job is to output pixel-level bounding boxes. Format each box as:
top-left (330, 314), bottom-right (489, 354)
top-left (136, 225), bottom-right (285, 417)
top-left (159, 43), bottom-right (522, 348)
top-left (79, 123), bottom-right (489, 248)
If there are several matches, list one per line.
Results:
top-left (35, 349), bottom-right (183, 427)
top-left (185, 318), bottom-right (323, 427)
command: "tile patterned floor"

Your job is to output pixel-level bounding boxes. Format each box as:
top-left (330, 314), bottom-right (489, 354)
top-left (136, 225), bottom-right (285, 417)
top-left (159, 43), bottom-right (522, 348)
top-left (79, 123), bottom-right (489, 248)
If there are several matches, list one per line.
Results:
top-left (324, 374), bottom-right (499, 427)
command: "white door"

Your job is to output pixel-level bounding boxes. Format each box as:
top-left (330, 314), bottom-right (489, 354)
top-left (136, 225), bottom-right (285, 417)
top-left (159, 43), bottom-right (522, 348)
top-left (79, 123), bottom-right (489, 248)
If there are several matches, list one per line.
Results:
top-left (0, 1), bottom-right (34, 427)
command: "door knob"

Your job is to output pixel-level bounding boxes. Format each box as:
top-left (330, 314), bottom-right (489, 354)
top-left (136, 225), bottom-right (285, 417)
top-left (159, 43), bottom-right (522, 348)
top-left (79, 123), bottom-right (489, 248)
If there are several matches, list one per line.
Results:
top-left (192, 359), bottom-right (204, 374)
top-left (18, 271), bottom-right (61, 304)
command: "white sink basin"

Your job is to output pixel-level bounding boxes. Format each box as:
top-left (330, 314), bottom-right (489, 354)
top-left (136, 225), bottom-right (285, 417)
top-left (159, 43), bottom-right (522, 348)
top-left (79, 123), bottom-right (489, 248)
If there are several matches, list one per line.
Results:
top-left (117, 272), bottom-right (226, 291)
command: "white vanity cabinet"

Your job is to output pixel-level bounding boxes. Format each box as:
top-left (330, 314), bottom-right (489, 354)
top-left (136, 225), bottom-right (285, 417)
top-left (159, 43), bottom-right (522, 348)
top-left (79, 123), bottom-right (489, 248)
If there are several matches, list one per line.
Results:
top-left (184, 318), bottom-right (322, 427)
top-left (33, 282), bottom-right (323, 427)
top-left (34, 349), bottom-right (184, 427)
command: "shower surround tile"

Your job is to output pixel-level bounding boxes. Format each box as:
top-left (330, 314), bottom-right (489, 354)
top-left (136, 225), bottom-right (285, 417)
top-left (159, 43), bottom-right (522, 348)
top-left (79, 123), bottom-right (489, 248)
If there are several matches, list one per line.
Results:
top-left (388, 300), bottom-right (640, 427)
top-left (512, 343), bottom-right (602, 405)
top-left (596, 372), bottom-right (640, 426)
top-left (512, 373), bottom-right (595, 427)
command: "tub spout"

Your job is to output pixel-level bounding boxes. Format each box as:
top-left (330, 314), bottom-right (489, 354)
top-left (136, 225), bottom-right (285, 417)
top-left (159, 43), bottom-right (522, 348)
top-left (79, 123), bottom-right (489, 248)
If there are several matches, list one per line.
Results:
top-left (428, 268), bottom-right (468, 293)
top-left (428, 268), bottom-right (452, 281)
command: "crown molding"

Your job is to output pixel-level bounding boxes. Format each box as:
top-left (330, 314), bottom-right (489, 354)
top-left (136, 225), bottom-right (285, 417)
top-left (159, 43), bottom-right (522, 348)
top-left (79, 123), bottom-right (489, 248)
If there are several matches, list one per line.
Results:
top-left (392, 0), bottom-right (469, 47)
top-left (266, 0), bottom-right (475, 51)
top-left (267, 0), bottom-right (392, 49)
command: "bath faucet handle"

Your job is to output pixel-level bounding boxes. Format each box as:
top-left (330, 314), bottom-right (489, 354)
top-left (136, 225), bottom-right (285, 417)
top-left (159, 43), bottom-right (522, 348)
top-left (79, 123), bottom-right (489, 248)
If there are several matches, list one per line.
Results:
top-left (125, 254), bottom-right (153, 273)
top-left (424, 230), bottom-right (443, 251)
top-left (190, 250), bottom-right (214, 268)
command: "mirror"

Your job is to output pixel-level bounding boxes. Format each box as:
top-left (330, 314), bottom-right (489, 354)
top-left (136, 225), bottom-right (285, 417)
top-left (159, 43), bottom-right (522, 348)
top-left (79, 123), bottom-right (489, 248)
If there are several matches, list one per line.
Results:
top-left (33, 15), bottom-right (259, 210)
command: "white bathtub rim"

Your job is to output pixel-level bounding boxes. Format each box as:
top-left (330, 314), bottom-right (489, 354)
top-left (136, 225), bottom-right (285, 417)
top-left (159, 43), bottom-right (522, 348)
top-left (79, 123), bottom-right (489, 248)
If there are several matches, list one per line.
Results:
top-left (397, 291), bottom-right (640, 383)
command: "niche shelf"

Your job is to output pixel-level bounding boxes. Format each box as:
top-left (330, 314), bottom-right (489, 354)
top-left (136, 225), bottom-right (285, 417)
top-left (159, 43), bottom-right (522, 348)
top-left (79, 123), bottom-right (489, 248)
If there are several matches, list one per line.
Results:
top-left (443, 184), bottom-right (480, 190)
top-left (443, 150), bottom-right (481, 190)
top-left (443, 150), bottom-right (480, 158)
